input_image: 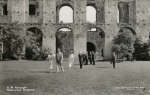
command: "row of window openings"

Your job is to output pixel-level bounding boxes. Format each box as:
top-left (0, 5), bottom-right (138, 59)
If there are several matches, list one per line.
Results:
top-left (29, 5), bottom-right (129, 24)
top-left (0, 5), bottom-right (129, 24)
top-left (0, 4), bottom-right (38, 16)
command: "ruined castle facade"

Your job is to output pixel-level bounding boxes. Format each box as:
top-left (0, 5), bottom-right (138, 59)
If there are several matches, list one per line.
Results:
top-left (0, 0), bottom-right (150, 59)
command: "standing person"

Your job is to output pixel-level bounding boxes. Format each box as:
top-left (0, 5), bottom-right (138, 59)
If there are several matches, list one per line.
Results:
top-left (68, 50), bottom-right (74, 69)
top-left (91, 51), bottom-right (95, 65)
top-left (83, 51), bottom-right (88, 65)
top-left (56, 48), bottom-right (64, 72)
top-left (47, 50), bottom-right (54, 72)
top-left (0, 42), bottom-right (3, 61)
top-left (78, 51), bottom-right (83, 69)
top-left (88, 51), bottom-right (92, 65)
top-left (111, 51), bottom-right (116, 69)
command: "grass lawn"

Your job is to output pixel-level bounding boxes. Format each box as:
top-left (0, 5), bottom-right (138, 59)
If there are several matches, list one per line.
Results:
top-left (0, 60), bottom-right (150, 95)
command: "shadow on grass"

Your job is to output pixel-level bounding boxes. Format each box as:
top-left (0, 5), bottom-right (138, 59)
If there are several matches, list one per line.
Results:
top-left (29, 70), bottom-right (56, 74)
top-left (96, 66), bottom-right (111, 69)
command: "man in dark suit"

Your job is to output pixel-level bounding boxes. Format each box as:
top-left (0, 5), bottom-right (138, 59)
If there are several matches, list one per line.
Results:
top-left (78, 52), bottom-right (83, 69)
top-left (91, 51), bottom-right (95, 65)
top-left (83, 52), bottom-right (88, 65)
top-left (88, 51), bottom-right (92, 65)
top-left (111, 51), bottom-right (116, 69)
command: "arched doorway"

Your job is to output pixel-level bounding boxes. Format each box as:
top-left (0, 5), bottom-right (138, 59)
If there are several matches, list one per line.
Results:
top-left (56, 28), bottom-right (73, 57)
top-left (119, 27), bottom-right (136, 35)
top-left (87, 42), bottom-right (96, 52)
top-left (25, 27), bottom-right (43, 60)
top-left (87, 27), bottom-right (105, 59)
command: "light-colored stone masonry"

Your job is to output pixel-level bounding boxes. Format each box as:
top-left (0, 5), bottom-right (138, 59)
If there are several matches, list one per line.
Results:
top-left (0, 0), bottom-right (149, 59)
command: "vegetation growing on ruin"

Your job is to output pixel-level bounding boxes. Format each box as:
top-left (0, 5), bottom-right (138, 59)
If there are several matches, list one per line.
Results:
top-left (112, 29), bottom-right (136, 60)
top-left (0, 23), bottom-right (25, 60)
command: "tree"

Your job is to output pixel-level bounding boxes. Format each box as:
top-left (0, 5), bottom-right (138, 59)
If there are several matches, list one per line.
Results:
top-left (133, 37), bottom-right (150, 60)
top-left (0, 22), bottom-right (25, 60)
top-left (112, 29), bottom-right (136, 60)
top-left (25, 28), bottom-right (43, 60)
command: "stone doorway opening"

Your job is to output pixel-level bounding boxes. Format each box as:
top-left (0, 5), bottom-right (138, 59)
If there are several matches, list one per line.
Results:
top-left (56, 28), bottom-right (74, 58)
top-left (87, 27), bottom-right (105, 59)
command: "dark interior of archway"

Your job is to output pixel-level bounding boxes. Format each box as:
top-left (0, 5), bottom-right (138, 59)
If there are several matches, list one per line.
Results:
top-left (56, 31), bottom-right (67, 52)
top-left (87, 42), bottom-right (96, 53)
top-left (27, 28), bottom-right (43, 47)
top-left (56, 30), bottom-right (73, 58)
top-left (25, 28), bottom-right (43, 60)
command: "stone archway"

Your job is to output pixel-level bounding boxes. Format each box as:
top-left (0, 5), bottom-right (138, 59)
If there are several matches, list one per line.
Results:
top-left (119, 27), bottom-right (136, 35)
top-left (25, 27), bottom-right (43, 60)
top-left (56, 27), bottom-right (74, 58)
top-left (87, 27), bottom-right (105, 59)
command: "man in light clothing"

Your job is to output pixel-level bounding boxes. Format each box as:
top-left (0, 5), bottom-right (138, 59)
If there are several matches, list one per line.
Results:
top-left (47, 50), bottom-right (55, 72)
top-left (56, 48), bottom-right (64, 72)
top-left (69, 50), bottom-right (74, 69)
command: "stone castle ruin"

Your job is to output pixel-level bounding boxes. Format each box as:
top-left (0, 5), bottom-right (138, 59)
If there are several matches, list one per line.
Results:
top-left (0, 0), bottom-right (149, 59)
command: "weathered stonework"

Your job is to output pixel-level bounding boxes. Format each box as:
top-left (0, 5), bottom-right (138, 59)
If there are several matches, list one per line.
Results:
top-left (0, 0), bottom-right (149, 59)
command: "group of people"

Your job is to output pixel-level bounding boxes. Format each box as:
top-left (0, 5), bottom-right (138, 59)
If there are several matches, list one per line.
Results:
top-left (47, 48), bottom-right (96, 72)
top-left (78, 51), bottom-right (95, 69)
top-left (47, 48), bottom-right (117, 73)
top-left (47, 48), bottom-right (65, 72)
top-left (47, 48), bottom-right (75, 72)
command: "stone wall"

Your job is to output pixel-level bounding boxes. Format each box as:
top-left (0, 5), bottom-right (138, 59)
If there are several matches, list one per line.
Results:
top-left (136, 0), bottom-right (150, 41)
top-left (0, 0), bottom-right (149, 59)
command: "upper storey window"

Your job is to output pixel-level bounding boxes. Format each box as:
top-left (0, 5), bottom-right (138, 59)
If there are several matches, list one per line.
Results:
top-left (29, 0), bottom-right (39, 16)
top-left (29, 4), bottom-right (36, 15)
top-left (118, 2), bottom-right (129, 24)
top-left (3, 4), bottom-right (7, 15)
top-left (86, 6), bottom-right (96, 24)
top-left (59, 6), bottom-right (73, 23)
top-left (0, 0), bottom-right (8, 16)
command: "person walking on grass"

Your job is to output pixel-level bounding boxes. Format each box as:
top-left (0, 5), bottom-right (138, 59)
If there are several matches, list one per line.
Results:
top-left (111, 51), bottom-right (116, 69)
top-left (78, 51), bottom-right (83, 69)
top-left (83, 51), bottom-right (88, 65)
top-left (47, 50), bottom-right (55, 73)
top-left (68, 50), bottom-right (74, 69)
top-left (91, 51), bottom-right (95, 65)
top-left (56, 48), bottom-right (64, 72)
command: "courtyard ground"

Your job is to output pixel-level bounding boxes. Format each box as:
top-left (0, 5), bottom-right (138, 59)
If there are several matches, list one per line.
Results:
top-left (0, 60), bottom-right (150, 95)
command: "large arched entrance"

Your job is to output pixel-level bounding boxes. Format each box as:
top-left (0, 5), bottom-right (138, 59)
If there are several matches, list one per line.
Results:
top-left (56, 28), bottom-right (74, 58)
top-left (87, 27), bottom-right (105, 59)
top-left (25, 27), bottom-right (43, 60)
